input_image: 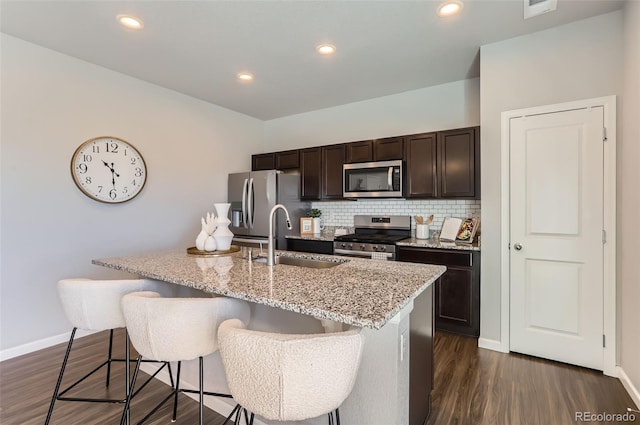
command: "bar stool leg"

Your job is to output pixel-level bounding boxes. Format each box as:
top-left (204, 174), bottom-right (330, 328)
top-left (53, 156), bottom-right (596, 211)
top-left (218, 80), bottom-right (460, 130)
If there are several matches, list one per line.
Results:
top-left (106, 329), bottom-right (114, 388)
top-left (172, 362), bottom-right (181, 421)
top-left (119, 356), bottom-right (142, 425)
top-left (44, 327), bottom-right (77, 425)
top-left (199, 356), bottom-right (204, 425)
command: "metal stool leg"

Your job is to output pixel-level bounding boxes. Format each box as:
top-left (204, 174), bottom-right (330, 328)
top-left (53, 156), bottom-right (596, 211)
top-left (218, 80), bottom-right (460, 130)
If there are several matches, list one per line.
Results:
top-left (119, 356), bottom-right (142, 425)
top-left (172, 361), bottom-right (181, 421)
top-left (199, 357), bottom-right (204, 425)
top-left (106, 329), bottom-right (114, 388)
top-left (44, 327), bottom-right (77, 425)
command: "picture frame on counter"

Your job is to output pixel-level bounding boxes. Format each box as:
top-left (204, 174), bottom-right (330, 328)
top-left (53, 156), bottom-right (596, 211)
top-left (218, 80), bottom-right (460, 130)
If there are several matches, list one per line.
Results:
top-left (300, 217), bottom-right (313, 235)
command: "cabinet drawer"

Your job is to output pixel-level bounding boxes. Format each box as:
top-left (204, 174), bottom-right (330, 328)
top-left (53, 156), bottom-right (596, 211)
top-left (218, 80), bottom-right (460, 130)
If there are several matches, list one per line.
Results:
top-left (397, 247), bottom-right (473, 267)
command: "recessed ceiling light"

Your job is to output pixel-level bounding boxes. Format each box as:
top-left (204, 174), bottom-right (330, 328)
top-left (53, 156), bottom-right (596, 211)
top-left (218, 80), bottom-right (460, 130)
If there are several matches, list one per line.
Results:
top-left (316, 44), bottom-right (336, 55)
top-left (237, 72), bottom-right (254, 82)
top-left (117, 14), bottom-right (144, 30)
top-left (437, 1), bottom-right (463, 17)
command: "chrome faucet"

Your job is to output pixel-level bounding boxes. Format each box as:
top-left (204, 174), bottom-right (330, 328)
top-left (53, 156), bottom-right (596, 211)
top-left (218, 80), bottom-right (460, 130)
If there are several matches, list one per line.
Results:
top-left (267, 204), bottom-right (292, 266)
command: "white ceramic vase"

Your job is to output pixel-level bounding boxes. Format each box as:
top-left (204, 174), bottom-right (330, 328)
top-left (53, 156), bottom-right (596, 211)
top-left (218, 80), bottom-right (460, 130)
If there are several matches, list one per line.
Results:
top-left (213, 203), bottom-right (234, 251)
top-left (313, 217), bottom-right (323, 234)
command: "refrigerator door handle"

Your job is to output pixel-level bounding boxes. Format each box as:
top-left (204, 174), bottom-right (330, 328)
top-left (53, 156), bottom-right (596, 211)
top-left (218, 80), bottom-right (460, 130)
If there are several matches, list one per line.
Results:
top-left (242, 178), bottom-right (249, 229)
top-left (247, 177), bottom-right (255, 229)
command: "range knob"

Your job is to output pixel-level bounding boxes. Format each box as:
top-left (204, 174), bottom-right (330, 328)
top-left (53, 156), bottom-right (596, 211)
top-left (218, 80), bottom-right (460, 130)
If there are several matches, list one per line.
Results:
top-left (379, 246), bottom-right (387, 251)
top-left (341, 243), bottom-right (347, 248)
top-left (348, 243), bottom-right (353, 249)
top-left (360, 244), bottom-right (367, 250)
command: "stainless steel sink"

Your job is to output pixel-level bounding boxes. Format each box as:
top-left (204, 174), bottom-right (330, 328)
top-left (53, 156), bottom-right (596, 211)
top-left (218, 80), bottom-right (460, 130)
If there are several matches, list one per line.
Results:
top-left (254, 255), bottom-right (346, 268)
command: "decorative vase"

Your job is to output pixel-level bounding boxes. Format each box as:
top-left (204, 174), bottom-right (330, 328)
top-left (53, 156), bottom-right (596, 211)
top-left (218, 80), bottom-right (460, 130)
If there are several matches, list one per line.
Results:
top-left (195, 226), bottom-right (208, 251)
top-left (313, 217), bottom-right (323, 234)
top-left (213, 203), bottom-right (234, 250)
top-left (204, 235), bottom-right (217, 251)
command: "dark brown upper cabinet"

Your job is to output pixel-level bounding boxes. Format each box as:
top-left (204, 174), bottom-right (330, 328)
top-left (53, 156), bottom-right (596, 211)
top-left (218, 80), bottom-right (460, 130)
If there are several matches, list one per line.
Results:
top-left (321, 144), bottom-right (345, 199)
top-left (374, 137), bottom-right (404, 161)
top-left (345, 137), bottom-right (405, 163)
top-left (275, 149), bottom-right (299, 170)
top-left (251, 153), bottom-right (275, 171)
top-left (405, 133), bottom-right (437, 198)
top-left (345, 140), bottom-right (373, 163)
top-left (437, 127), bottom-right (479, 199)
top-left (300, 147), bottom-right (322, 200)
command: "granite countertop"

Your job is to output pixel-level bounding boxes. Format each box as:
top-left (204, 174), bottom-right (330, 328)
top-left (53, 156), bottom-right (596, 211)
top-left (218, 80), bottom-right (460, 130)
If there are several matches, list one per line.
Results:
top-left (93, 249), bottom-right (445, 330)
top-left (287, 231), bottom-right (481, 252)
top-left (396, 238), bottom-right (481, 252)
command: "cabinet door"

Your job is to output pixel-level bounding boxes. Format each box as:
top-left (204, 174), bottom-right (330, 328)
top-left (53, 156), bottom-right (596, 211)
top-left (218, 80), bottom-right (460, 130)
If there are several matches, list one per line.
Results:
top-left (405, 133), bottom-right (437, 198)
top-left (374, 136), bottom-right (404, 161)
top-left (322, 144), bottom-right (345, 199)
top-left (300, 147), bottom-right (322, 200)
top-left (275, 150), bottom-right (299, 169)
top-left (252, 153), bottom-right (275, 171)
top-left (437, 127), bottom-right (479, 198)
top-left (435, 267), bottom-right (475, 334)
top-left (346, 140), bottom-right (373, 163)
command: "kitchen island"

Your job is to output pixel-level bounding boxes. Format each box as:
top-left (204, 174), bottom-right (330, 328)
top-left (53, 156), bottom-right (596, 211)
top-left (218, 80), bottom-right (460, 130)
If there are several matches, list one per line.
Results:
top-left (93, 249), bottom-right (445, 425)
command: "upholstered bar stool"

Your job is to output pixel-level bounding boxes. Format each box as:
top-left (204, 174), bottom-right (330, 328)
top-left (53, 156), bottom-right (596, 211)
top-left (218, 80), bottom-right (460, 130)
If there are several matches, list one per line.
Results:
top-left (218, 319), bottom-right (365, 425)
top-left (45, 278), bottom-right (174, 425)
top-left (119, 291), bottom-right (250, 425)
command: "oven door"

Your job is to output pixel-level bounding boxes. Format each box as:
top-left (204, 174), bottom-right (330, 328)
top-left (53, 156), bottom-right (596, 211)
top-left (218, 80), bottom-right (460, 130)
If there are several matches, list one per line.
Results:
top-left (343, 160), bottom-right (403, 198)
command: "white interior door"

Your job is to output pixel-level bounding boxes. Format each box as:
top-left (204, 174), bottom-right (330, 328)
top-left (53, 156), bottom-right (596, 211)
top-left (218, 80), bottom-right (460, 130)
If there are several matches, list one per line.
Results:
top-left (509, 107), bottom-right (604, 370)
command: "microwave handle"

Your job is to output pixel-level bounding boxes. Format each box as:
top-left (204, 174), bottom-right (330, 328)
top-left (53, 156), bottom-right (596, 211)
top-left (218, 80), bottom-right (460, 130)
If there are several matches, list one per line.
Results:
top-left (387, 167), bottom-right (393, 190)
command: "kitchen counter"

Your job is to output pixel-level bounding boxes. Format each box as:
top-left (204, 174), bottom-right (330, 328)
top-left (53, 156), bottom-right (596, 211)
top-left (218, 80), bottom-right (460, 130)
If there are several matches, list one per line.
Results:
top-left (397, 237), bottom-right (481, 251)
top-left (93, 248), bottom-right (442, 424)
top-left (93, 249), bottom-right (445, 329)
top-left (287, 232), bottom-right (481, 251)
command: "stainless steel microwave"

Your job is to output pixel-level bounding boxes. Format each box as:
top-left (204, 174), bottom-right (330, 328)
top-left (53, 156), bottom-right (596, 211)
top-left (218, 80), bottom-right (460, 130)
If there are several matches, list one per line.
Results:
top-left (343, 160), bottom-right (403, 198)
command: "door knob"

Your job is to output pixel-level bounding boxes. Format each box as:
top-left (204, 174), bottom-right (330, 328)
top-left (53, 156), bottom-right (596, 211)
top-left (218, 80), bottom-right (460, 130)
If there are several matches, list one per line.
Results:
top-left (514, 243), bottom-right (523, 251)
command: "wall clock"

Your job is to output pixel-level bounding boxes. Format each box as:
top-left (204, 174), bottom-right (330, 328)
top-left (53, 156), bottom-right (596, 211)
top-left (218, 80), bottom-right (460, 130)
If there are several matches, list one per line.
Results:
top-left (71, 136), bottom-right (147, 203)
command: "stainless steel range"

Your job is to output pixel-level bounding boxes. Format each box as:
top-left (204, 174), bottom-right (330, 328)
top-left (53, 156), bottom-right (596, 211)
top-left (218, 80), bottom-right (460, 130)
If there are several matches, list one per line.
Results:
top-left (333, 215), bottom-right (411, 260)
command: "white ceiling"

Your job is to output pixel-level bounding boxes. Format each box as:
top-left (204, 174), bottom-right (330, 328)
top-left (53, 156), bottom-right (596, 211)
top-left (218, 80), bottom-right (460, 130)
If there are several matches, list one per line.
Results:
top-left (0, 0), bottom-right (624, 120)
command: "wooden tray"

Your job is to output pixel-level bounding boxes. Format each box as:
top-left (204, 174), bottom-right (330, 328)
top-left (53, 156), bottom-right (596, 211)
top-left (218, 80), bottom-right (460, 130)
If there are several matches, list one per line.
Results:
top-left (186, 245), bottom-right (240, 257)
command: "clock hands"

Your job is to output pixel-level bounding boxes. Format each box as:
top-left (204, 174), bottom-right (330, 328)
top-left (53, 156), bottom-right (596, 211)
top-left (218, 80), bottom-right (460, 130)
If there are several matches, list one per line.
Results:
top-left (102, 160), bottom-right (120, 189)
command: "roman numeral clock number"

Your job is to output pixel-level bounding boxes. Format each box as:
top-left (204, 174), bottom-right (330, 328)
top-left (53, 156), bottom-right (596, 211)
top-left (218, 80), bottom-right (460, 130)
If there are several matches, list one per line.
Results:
top-left (71, 136), bottom-right (147, 203)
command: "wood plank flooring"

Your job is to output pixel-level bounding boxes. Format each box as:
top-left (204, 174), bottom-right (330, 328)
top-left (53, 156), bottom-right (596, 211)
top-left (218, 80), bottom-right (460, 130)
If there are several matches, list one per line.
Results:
top-left (1, 329), bottom-right (637, 424)
top-left (0, 329), bottom-right (230, 425)
top-left (427, 332), bottom-right (638, 425)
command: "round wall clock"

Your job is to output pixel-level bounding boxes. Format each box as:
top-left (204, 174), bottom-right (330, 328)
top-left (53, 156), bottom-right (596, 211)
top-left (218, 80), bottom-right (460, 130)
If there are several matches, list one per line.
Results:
top-left (71, 136), bottom-right (147, 203)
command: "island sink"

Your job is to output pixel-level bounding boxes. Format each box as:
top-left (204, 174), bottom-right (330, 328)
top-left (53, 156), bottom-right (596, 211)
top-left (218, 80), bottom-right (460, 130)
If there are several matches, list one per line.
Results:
top-left (254, 254), bottom-right (347, 269)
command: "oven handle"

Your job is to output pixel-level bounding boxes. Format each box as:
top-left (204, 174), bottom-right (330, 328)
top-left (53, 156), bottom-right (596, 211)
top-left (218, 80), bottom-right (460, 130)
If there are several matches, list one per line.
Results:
top-left (334, 248), bottom-right (393, 259)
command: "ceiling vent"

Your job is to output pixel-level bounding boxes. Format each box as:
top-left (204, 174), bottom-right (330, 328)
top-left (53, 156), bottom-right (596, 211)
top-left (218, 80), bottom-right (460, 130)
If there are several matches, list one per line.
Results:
top-left (524, 0), bottom-right (557, 19)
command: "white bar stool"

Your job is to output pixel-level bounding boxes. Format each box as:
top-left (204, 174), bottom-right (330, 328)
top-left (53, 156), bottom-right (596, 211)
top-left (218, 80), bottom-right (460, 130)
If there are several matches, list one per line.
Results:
top-left (119, 291), bottom-right (251, 425)
top-left (45, 278), bottom-right (175, 425)
top-left (217, 319), bottom-right (365, 425)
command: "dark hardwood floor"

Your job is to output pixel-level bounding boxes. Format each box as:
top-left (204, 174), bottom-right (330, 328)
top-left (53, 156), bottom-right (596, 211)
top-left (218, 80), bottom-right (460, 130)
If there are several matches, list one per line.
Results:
top-left (427, 332), bottom-right (638, 425)
top-left (0, 329), bottom-right (637, 425)
top-left (0, 329), bottom-right (230, 425)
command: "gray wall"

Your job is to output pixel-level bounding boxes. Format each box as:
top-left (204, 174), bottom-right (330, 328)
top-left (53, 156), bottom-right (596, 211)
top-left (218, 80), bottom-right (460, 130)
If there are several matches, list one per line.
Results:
top-left (620, 0), bottom-right (640, 404)
top-left (0, 35), bottom-right (263, 353)
top-left (479, 10), bottom-right (624, 344)
top-left (263, 78), bottom-right (480, 151)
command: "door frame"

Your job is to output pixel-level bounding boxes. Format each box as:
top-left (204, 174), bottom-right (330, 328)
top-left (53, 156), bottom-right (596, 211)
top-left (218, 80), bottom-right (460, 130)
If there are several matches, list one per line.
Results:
top-left (499, 96), bottom-right (617, 376)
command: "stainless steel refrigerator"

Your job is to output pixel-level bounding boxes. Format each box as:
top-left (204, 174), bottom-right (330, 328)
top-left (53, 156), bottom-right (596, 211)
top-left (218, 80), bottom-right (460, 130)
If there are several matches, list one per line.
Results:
top-left (228, 170), bottom-right (309, 249)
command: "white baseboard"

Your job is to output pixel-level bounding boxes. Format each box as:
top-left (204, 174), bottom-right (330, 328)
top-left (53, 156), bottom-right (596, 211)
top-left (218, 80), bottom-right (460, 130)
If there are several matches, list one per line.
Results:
top-left (618, 366), bottom-right (640, 409)
top-left (140, 363), bottom-right (269, 425)
top-left (478, 337), bottom-right (508, 353)
top-left (0, 329), bottom-right (98, 362)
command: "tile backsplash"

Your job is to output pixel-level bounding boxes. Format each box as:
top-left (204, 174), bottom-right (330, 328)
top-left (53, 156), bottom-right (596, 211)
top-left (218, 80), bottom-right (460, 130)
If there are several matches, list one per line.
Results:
top-left (311, 199), bottom-right (481, 232)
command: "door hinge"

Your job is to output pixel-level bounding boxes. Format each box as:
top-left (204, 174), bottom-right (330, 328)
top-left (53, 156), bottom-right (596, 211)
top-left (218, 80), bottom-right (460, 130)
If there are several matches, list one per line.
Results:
top-left (603, 334), bottom-right (606, 348)
top-left (602, 230), bottom-right (607, 244)
top-left (603, 127), bottom-right (608, 142)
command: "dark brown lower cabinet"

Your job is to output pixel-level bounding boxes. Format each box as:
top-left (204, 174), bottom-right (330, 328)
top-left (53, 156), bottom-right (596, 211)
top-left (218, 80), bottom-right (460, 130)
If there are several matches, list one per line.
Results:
top-left (398, 247), bottom-right (480, 337)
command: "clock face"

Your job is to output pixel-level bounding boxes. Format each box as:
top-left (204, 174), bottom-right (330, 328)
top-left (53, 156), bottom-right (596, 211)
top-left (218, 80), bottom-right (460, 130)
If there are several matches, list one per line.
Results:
top-left (71, 136), bottom-right (147, 203)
